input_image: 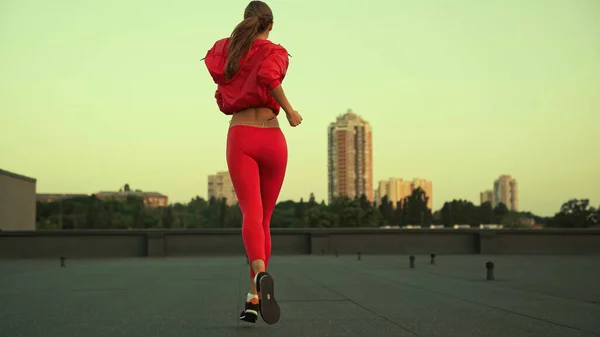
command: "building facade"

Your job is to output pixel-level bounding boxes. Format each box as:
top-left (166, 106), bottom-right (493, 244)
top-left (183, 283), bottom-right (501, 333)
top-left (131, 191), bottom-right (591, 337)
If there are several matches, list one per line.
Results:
top-left (327, 110), bottom-right (374, 204)
top-left (479, 190), bottom-right (494, 205)
top-left (0, 169), bottom-right (36, 231)
top-left (208, 171), bottom-right (237, 205)
top-left (493, 175), bottom-right (518, 211)
top-left (376, 178), bottom-right (411, 206)
top-left (94, 184), bottom-right (168, 207)
top-left (376, 177), bottom-right (433, 210)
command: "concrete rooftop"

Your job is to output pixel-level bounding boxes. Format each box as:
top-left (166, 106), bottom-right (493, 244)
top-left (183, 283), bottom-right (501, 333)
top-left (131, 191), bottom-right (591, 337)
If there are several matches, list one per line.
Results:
top-left (1, 255), bottom-right (599, 337)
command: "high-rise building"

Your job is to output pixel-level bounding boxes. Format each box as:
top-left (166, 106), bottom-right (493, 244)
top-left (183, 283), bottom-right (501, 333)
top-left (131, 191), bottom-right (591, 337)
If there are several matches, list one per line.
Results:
top-left (479, 190), bottom-right (494, 205)
top-left (208, 171), bottom-right (237, 205)
top-left (327, 109), bottom-right (374, 204)
top-left (493, 175), bottom-right (518, 211)
top-left (376, 177), bottom-right (433, 210)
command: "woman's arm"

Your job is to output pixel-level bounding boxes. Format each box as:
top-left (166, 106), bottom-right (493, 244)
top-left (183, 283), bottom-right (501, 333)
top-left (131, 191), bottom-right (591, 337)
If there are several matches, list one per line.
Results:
top-left (257, 46), bottom-right (293, 114)
top-left (269, 85), bottom-right (294, 115)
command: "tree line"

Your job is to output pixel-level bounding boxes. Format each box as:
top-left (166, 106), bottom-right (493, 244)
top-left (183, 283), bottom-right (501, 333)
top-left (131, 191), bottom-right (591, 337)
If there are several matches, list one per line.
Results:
top-left (36, 188), bottom-right (599, 230)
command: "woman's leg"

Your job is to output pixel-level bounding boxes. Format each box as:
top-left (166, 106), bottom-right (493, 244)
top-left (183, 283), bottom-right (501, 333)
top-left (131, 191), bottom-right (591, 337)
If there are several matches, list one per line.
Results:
top-left (258, 129), bottom-right (288, 270)
top-left (249, 128), bottom-right (286, 325)
top-left (229, 126), bottom-right (285, 326)
top-left (226, 126), bottom-right (266, 282)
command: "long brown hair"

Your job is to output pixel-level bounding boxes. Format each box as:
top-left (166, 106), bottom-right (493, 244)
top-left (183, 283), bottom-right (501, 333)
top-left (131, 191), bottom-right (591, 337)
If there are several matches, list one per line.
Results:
top-left (224, 1), bottom-right (273, 80)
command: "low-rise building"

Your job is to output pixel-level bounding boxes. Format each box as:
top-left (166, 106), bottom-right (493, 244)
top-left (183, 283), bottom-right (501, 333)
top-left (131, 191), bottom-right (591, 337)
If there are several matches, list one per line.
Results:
top-left (0, 169), bottom-right (37, 231)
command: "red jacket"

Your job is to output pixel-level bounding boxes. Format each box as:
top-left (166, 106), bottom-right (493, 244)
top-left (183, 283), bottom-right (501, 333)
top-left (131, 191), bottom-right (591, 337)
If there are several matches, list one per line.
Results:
top-left (204, 38), bottom-right (289, 115)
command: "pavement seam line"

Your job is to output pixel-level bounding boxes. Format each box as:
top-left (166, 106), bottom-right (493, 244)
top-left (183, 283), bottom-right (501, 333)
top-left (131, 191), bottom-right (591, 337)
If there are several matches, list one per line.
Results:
top-left (299, 264), bottom-right (421, 337)
top-left (340, 262), bottom-right (600, 337)
top-left (412, 268), bottom-right (600, 306)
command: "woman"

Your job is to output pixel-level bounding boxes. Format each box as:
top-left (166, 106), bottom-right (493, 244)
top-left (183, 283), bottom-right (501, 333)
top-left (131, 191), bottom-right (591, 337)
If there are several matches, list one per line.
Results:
top-left (203, 0), bottom-right (302, 325)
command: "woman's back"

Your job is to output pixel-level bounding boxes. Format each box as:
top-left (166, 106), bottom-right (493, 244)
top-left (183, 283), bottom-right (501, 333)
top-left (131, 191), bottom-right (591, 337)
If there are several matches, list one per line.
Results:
top-left (204, 37), bottom-right (289, 115)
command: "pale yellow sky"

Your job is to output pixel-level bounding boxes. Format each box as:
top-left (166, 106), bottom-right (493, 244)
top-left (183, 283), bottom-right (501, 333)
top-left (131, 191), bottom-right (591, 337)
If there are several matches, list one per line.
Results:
top-left (1, 0), bottom-right (598, 216)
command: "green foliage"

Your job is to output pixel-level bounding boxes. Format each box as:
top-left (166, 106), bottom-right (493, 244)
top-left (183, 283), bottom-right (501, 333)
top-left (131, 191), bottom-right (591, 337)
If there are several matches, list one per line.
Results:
top-left (35, 192), bottom-right (595, 230)
top-left (439, 199), bottom-right (545, 228)
top-left (547, 199), bottom-right (599, 228)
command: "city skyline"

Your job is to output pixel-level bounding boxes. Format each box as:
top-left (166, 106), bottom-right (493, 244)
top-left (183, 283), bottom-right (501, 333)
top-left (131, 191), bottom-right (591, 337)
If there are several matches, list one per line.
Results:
top-left (1, 0), bottom-right (598, 217)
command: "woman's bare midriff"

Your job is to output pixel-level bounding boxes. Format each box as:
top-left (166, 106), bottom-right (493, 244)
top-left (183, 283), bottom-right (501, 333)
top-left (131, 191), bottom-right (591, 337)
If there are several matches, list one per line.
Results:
top-left (230, 107), bottom-right (280, 128)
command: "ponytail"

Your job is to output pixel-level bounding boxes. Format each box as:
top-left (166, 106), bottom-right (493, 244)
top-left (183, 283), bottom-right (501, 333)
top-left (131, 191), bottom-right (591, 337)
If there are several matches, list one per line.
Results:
top-left (225, 17), bottom-right (261, 80)
top-left (225, 14), bottom-right (272, 80)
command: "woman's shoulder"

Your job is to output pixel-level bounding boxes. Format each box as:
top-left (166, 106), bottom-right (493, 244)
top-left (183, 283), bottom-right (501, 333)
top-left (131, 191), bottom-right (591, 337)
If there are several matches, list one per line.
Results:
top-left (253, 39), bottom-right (288, 55)
top-left (208, 37), bottom-right (231, 54)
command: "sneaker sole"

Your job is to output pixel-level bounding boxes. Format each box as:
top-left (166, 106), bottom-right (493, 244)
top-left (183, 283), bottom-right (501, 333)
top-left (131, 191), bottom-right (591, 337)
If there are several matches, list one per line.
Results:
top-left (259, 275), bottom-right (280, 325)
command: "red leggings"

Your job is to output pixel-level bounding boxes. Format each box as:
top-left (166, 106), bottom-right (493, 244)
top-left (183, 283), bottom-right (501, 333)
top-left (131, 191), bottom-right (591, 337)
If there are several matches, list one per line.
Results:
top-left (226, 125), bottom-right (288, 278)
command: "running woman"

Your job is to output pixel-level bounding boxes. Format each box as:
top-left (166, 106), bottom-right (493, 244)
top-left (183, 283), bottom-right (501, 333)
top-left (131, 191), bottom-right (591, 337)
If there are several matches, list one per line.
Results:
top-left (203, 0), bottom-right (302, 325)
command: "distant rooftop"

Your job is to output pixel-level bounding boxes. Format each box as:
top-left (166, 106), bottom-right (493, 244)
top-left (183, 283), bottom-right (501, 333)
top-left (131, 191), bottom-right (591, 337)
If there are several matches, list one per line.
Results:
top-left (330, 109), bottom-right (370, 126)
top-left (37, 193), bottom-right (88, 198)
top-left (0, 169), bottom-right (36, 183)
top-left (95, 191), bottom-right (167, 198)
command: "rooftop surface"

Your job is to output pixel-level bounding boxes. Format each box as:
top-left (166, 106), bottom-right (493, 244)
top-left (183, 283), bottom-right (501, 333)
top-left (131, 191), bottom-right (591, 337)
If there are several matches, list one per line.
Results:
top-left (1, 255), bottom-right (599, 337)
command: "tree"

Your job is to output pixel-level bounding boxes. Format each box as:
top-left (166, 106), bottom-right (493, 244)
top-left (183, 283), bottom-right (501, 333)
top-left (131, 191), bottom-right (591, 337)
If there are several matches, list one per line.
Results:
top-left (294, 198), bottom-right (306, 225)
top-left (440, 199), bottom-right (477, 226)
top-left (271, 200), bottom-right (300, 228)
top-left (224, 204), bottom-right (242, 228)
top-left (402, 188), bottom-right (432, 226)
top-left (378, 195), bottom-right (394, 226)
top-left (307, 193), bottom-right (318, 209)
top-left (477, 201), bottom-right (494, 224)
top-left (493, 203), bottom-right (509, 223)
top-left (358, 194), bottom-right (371, 214)
top-left (590, 206), bottom-right (600, 227)
top-left (34, 191), bottom-right (572, 230)
top-left (162, 206), bottom-right (174, 228)
top-left (550, 199), bottom-right (597, 228)
top-left (362, 207), bottom-right (383, 228)
top-left (393, 201), bottom-right (404, 227)
top-left (85, 195), bottom-right (102, 229)
top-left (306, 207), bottom-right (339, 228)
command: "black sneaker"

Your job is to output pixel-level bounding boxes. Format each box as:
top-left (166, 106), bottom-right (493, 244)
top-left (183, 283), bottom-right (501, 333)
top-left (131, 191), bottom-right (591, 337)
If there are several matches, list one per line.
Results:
top-left (239, 297), bottom-right (259, 323)
top-left (256, 272), bottom-right (281, 325)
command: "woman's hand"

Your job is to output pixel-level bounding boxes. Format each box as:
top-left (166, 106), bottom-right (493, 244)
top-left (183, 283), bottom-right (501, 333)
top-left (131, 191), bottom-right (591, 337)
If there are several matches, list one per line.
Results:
top-left (286, 110), bottom-right (303, 127)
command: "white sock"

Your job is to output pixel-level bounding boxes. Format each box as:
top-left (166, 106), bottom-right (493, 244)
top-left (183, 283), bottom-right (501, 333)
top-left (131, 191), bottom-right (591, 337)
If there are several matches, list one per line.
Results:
top-left (246, 293), bottom-right (259, 302)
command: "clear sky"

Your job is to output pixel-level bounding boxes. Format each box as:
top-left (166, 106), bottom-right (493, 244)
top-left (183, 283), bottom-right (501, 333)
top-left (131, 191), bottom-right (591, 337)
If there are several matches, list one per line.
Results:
top-left (1, 0), bottom-right (598, 216)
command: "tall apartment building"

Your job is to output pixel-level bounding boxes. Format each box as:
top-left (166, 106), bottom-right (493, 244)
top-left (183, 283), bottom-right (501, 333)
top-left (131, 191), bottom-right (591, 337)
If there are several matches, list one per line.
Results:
top-left (376, 177), bottom-right (433, 210)
top-left (327, 110), bottom-right (374, 204)
top-left (493, 175), bottom-right (518, 211)
top-left (208, 171), bottom-right (237, 205)
top-left (479, 190), bottom-right (494, 205)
